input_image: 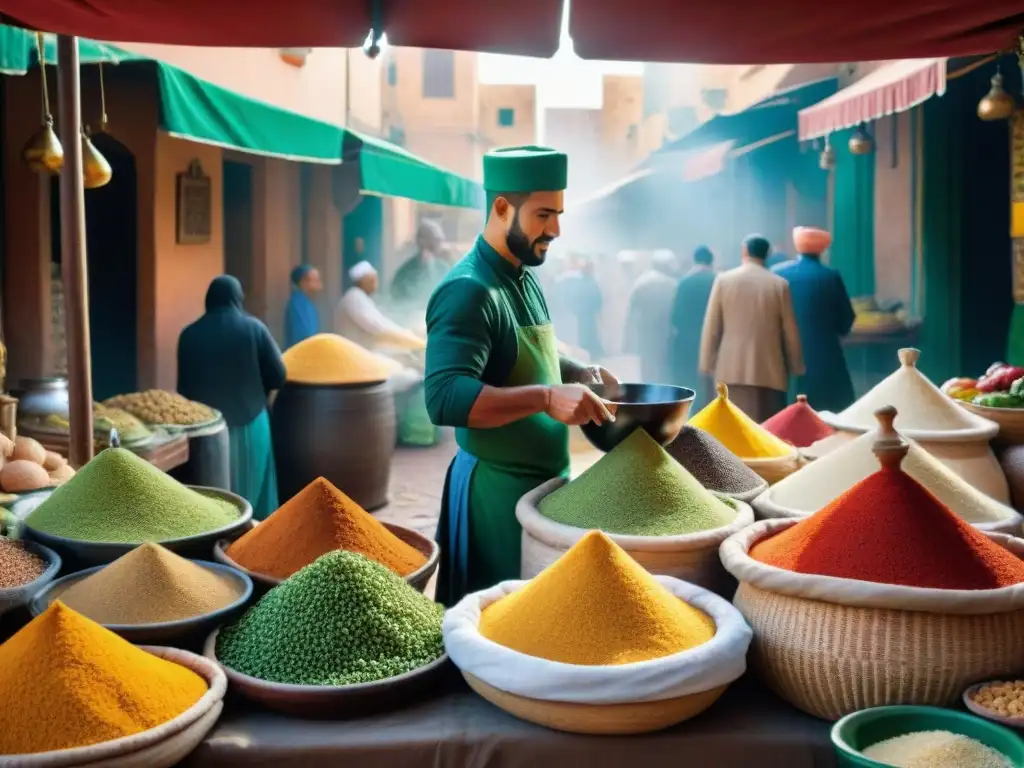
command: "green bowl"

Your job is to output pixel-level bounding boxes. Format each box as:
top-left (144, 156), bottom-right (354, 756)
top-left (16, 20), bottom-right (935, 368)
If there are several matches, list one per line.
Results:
top-left (832, 705), bottom-right (1024, 766)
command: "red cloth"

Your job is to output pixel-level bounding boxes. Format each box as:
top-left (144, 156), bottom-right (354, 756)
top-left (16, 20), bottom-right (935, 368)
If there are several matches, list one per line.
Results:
top-left (1, 0), bottom-right (1020, 62)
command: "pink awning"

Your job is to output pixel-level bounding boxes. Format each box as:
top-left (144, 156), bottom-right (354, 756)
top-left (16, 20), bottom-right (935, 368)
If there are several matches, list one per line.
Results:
top-left (798, 59), bottom-right (947, 141)
top-left (682, 141), bottom-right (735, 181)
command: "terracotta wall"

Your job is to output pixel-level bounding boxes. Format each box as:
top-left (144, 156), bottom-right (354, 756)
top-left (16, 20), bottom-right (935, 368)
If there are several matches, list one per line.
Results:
top-left (148, 134), bottom-right (224, 390)
top-left (872, 114), bottom-right (914, 306)
top-left (601, 74), bottom-right (644, 176)
top-left (478, 83), bottom-right (537, 149)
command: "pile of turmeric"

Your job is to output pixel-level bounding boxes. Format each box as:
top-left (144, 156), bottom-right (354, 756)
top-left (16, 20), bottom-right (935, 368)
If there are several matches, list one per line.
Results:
top-left (0, 602), bottom-right (207, 755)
top-left (689, 383), bottom-right (794, 459)
top-left (282, 333), bottom-right (402, 385)
top-left (479, 531), bottom-right (715, 665)
top-left (226, 477), bottom-right (427, 579)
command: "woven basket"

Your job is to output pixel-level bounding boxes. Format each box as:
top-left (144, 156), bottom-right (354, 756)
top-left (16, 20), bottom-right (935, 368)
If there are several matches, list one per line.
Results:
top-left (742, 453), bottom-right (800, 485)
top-left (720, 520), bottom-right (1024, 721)
top-left (959, 399), bottom-right (1024, 445)
top-left (516, 477), bottom-right (754, 597)
top-left (5, 646), bottom-right (226, 767)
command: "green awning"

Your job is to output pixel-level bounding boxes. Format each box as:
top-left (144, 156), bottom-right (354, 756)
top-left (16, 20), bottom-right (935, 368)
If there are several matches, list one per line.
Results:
top-left (0, 26), bottom-right (126, 75)
top-left (0, 24), bottom-right (483, 208)
top-left (344, 131), bottom-right (485, 210)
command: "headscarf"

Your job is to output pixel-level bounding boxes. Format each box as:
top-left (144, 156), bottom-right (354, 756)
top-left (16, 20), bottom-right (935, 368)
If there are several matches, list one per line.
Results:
top-left (206, 275), bottom-right (244, 312)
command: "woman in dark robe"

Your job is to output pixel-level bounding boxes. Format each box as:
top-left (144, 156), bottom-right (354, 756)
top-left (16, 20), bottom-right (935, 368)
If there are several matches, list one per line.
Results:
top-left (178, 276), bottom-right (286, 519)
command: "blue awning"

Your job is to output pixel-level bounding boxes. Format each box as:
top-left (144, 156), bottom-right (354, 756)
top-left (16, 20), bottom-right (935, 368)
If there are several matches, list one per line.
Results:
top-left (650, 77), bottom-right (840, 159)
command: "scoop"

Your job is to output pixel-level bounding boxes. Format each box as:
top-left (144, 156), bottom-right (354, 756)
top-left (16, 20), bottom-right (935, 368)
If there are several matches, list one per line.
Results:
top-left (580, 382), bottom-right (695, 453)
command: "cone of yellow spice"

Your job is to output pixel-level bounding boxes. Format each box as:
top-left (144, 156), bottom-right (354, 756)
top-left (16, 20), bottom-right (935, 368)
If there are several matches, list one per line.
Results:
top-left (0, 601), bottom-right (208, 755)
top-left (283, 333), bottom-right (402, 385)
top-left (479, 531), bottom-right (715, 665)
top-left (689, 383), bottom-right (794, 460)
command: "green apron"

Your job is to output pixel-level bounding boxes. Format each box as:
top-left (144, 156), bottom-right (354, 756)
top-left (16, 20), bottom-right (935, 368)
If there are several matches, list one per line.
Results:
top-left (435, 323), bottom-right (569, 606)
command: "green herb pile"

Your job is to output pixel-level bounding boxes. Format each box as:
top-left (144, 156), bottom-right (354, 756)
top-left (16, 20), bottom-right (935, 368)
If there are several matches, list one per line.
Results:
top-left (539, 429), bottom-right (737, 536)
top-left (216, 550), bottom-right (444, 686)
top-left (25, 448), bottom-right (238, 543)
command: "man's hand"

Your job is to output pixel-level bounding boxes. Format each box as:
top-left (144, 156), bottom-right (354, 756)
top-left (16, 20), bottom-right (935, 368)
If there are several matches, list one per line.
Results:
top-left (545, 384), bottom-right (616, 426)
top-left (570, 364), bottom-right (621, 398)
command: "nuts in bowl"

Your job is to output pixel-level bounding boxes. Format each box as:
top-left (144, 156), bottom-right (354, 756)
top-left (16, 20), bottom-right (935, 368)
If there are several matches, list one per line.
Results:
top-left (964, 680), bottom-right (1024, 725)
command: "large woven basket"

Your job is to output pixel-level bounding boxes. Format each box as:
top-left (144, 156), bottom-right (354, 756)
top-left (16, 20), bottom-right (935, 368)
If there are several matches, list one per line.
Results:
top-left (516, 477), bottom-right (754, 597)
top-left (720, 520), bottom-right (1024, 721)
top-left (4, 646), bottom-right (226, 767)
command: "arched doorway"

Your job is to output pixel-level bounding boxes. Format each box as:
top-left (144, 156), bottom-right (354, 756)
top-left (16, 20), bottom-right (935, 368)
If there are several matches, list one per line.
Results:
top-left (50, 133), bottom-right (138, 400)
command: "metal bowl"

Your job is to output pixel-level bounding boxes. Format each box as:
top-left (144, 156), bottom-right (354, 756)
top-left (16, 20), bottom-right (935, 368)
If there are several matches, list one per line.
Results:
top-left (580, 383), bottom-right (695, 453)
top-left (204, 628), bottom-right (450, 718)
top-left (21, 486), bottom-right (253, 571)
top-left (212, 521), bottom-right (440, 595)
top-left (0, 539), bottom-right (61, 617)
top-left (29, 559), bottom-right (253, 645)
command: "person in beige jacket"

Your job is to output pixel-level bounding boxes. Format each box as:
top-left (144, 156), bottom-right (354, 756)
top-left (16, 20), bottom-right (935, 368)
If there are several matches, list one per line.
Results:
top-left (698, 234), bottom-right (804, 421)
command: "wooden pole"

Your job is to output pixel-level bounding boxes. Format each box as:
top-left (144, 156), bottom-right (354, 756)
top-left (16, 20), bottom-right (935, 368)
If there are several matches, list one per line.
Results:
top-left (56, 36), bottom-right (94, 467)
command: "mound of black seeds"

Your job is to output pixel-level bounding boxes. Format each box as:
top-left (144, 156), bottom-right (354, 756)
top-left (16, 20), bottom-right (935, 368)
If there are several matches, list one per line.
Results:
top-left (664, 426), bottom-right (764, 495)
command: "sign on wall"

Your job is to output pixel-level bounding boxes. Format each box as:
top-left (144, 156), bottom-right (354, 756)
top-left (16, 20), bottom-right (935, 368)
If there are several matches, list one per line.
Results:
top-left (176, 160), bottom-right (212, 245)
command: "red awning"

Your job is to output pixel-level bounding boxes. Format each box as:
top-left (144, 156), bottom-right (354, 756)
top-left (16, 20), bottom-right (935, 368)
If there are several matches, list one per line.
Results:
top-left (0, 0), bottom-right (563, 56)
top-left (797, 59), bottom-right (947, 140)
top-left (0, 0), bottom-right (1021, 62)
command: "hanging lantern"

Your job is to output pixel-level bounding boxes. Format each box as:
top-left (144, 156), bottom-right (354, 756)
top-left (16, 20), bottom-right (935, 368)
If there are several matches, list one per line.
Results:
top-left (82, 62), bottom-right (112, 189)
top-left (848, 123), bottom-right (874, 155)
top-left (977, 69), bottom-right (1015, 121)
top-left (22, 32), bottom-right (63, 174)
top-left (819, 137), bottom-right (835, 170)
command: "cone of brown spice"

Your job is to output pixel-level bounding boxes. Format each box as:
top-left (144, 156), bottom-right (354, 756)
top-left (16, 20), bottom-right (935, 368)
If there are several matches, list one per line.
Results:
top-left (55, 542), bottom-right (244, 624)
top-left (226, 477), bottom-right (427, 579)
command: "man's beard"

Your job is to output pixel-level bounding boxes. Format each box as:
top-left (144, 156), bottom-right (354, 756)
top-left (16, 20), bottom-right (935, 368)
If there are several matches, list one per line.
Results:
top-left (506, 211), bottom-right (552, 268)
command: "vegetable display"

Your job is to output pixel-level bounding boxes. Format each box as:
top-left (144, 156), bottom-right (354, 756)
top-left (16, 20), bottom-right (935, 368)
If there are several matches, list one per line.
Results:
top-left (943, 363), bottom-right (1024, 409)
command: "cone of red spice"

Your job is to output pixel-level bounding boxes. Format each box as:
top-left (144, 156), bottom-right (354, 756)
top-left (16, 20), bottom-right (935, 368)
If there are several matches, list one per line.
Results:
top-left (761, 395), bottom-right (834, 448)
top-left (750, 406), bottom-right (1024, 590)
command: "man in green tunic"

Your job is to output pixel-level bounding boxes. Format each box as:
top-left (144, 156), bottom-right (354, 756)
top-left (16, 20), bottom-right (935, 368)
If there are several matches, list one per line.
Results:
top-left (425, 146), bottom-right (617, 607)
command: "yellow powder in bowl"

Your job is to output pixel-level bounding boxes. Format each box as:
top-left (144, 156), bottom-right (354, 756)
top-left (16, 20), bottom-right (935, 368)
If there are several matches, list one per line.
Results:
top-left (283, 333), bottom-right (402, 385)
top-left (479, 531), bottom-right (715, 665)
top-left (688, 383), bottom-right (794, 459)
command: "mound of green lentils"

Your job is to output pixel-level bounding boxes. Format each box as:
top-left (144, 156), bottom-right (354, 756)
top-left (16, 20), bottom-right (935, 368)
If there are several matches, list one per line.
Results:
top-left (216, 550), bottom-right (444, 686)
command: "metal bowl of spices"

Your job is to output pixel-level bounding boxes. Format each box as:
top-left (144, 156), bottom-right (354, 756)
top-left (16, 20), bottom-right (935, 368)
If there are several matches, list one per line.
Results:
top-left (23, 486), bottom-right (253, 570)
top-left (0, 537), bottom-right (61, 617)
top-left (29, 558), bottom-right (253, 645)
top-left (203, 628), bottom-right (451, 718)
top-left (212, 521), bottom-right (440, 594)
top-left (581, 383), bottom-right (695, 453)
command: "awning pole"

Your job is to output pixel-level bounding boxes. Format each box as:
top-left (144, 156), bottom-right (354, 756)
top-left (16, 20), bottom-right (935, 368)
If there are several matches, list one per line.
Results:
top-left (56, 35), bottom-right (94, 467)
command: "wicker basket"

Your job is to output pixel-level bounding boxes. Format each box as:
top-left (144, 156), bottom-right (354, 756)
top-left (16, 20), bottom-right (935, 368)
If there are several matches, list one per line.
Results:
top-left (720, 520), bottom-right (1024, 721)
top-left (742, 453), bottom-right (801, 485)
top-left (5, 646), bottom-right (226, 767)
top-left (958, 399), bottom-right (1024, 445)
top-left (516, 477), bottom-right (754, 597)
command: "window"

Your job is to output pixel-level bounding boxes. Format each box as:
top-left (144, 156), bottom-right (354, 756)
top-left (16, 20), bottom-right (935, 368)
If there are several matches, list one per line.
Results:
top-left (497, 108), bottom-right (515, 127)
top-left (422, 50), bottom-right (455, 99)
top-left (386, 60), bottom-right (397, 86)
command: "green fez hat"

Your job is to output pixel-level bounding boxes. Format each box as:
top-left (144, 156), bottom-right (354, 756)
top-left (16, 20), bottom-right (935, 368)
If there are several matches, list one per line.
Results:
top-left (483, 145), bottom-right (567, 193)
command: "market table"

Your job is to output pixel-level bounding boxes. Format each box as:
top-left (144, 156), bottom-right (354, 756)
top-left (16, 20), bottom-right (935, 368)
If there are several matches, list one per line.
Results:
top-left (182, 672), bottom-right (837, 768)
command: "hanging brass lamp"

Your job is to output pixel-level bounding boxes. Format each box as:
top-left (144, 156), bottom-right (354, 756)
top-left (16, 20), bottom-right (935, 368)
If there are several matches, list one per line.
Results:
top-left (82, 62), bottom-right (112, 189)
top-left (848, 123), bottom-right (874, 155)
top-left (819, 136), bottom-right (836, 170)
top-left (22, 32), bottom-right (63, 174)
top-left (977, 68), bottom-right (1015, 121)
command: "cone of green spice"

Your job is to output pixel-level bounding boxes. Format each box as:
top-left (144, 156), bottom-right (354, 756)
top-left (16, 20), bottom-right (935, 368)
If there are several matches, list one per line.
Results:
top-left (26, 448), bottom-right (239, 543)
top-left (215, 550), bottom-right (444, 686)
top-left (538, 429), bottom-right (737, 536)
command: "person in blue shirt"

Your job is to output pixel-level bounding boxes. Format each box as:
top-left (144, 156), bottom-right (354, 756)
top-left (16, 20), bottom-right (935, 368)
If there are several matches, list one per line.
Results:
top-left (284, 264), bottom-right (322, 349)
top-left (772, 227), bottom-right (856, 413)
top-left (670, 245), bottom-right (717, 408)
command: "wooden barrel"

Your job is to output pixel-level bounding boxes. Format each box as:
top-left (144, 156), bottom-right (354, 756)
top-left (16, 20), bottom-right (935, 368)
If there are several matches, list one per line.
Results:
top-left (271, 381), bottom-right (396, 510)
